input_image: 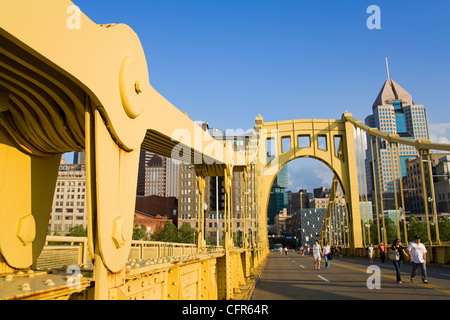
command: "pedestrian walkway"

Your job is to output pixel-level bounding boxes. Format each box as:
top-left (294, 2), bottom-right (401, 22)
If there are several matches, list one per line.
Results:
top-left (251, 251), bottom-right (450, 300)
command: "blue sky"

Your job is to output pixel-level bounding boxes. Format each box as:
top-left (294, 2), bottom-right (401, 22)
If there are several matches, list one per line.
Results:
top-left (69, 0), bottom-right (450, 192)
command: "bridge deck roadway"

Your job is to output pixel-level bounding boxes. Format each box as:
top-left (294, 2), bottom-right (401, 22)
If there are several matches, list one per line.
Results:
top-left (251, 251), bottom-right (450, 300)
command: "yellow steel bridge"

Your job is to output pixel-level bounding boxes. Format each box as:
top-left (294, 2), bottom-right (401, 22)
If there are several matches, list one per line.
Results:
top-left (0, 0), bottom-right (449, 300)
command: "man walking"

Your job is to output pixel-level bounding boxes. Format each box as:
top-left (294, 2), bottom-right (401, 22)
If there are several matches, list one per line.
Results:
top-left (407, 235), bottom-right (428, 284)
top-left (313, 240), bottom-right (323, 270)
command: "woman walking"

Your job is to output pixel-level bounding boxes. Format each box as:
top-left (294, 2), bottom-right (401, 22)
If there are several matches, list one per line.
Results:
top-left (389, 238), bottom-right (409, 284)
top-left (323, 242), bottom-right (331, 270)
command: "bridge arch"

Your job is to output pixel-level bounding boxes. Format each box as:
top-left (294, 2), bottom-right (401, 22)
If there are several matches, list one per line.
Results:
top-left (254, 114), bottom-right (364, 251)
top-left (264, 155), bottom-right (343, 212)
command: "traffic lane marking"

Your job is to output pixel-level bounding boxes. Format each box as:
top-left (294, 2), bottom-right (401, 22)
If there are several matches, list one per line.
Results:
top-left (317, 275), bottom-right (330, 282)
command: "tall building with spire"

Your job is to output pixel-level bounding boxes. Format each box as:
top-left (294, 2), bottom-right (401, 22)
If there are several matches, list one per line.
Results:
top-left (365, 70), bottom-right (429, 195)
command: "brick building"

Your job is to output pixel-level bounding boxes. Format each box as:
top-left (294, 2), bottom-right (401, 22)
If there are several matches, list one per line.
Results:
top-left (134, 211), bottom-right (168, 234)
top-left (135, 195), bottom-right (178, 226)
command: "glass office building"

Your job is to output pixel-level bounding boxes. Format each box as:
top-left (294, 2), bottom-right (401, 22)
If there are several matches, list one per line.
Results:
top-left (267, 166), bottom-right (289, 224)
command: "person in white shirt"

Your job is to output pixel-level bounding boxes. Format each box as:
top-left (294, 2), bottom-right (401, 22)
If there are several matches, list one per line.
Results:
top-left (407, 235), bottom-right (428, 284)
top-left (367, 244), bottom-right (374, 263)
top-left (312, 240), bottom-right (323, 270)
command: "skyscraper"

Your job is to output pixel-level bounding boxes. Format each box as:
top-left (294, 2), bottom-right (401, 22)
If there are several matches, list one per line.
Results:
top-left (136, 151), bottom-right (179, 198)
top-left (49, 160), bottom-right (87, 235)
top-left (365, 75), bottom-right (429, 194)
top-left (267, 166), bottom-right (288, 225)
top-left (72, 151), bottom-right (85, 165)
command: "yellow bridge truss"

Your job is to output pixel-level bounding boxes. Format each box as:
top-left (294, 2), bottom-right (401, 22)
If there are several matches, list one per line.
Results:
top-left (0, 1), bottom-right (449, 300)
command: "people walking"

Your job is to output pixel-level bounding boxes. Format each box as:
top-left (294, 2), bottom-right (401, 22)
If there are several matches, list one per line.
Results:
top-left (313, 240), bottom-right (323, 270)
top-left (379, 242), bottom-right (386, 263)
top-left (323, 242), bottom-right (331, 270)
top-left (367, 243), bottom-right (374, 263)
top-left (407, 235), bottom-right (428, 284)
top-left (389, 238), bottom-right (409, 283)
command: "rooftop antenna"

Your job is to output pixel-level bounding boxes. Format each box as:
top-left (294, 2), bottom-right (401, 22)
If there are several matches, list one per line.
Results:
top-left (385, 57), bottom-right (390, 81)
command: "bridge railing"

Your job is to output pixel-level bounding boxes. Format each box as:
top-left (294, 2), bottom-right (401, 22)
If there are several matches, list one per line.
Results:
top-left (35, 236), bottom-right (89, 270)
top-left (128, 240), bottom-right (224, 261)
top-left (35, 236), bottom-right (225, 270)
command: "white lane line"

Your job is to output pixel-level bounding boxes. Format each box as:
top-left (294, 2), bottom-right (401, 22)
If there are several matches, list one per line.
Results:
top-left (299, 265), bottom-right (305, 269)
top-left (440, 273), bottom-right (450, 277)
top-left (317, 275), bottom-right (330, 283)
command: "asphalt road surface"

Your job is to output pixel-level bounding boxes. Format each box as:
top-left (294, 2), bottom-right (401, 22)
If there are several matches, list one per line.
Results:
top-left (251, 251), bottom-right (450, 300)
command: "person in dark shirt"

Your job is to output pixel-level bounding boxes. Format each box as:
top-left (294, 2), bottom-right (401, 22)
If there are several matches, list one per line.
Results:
top-left (389, 238), bottom-right (410, 283)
